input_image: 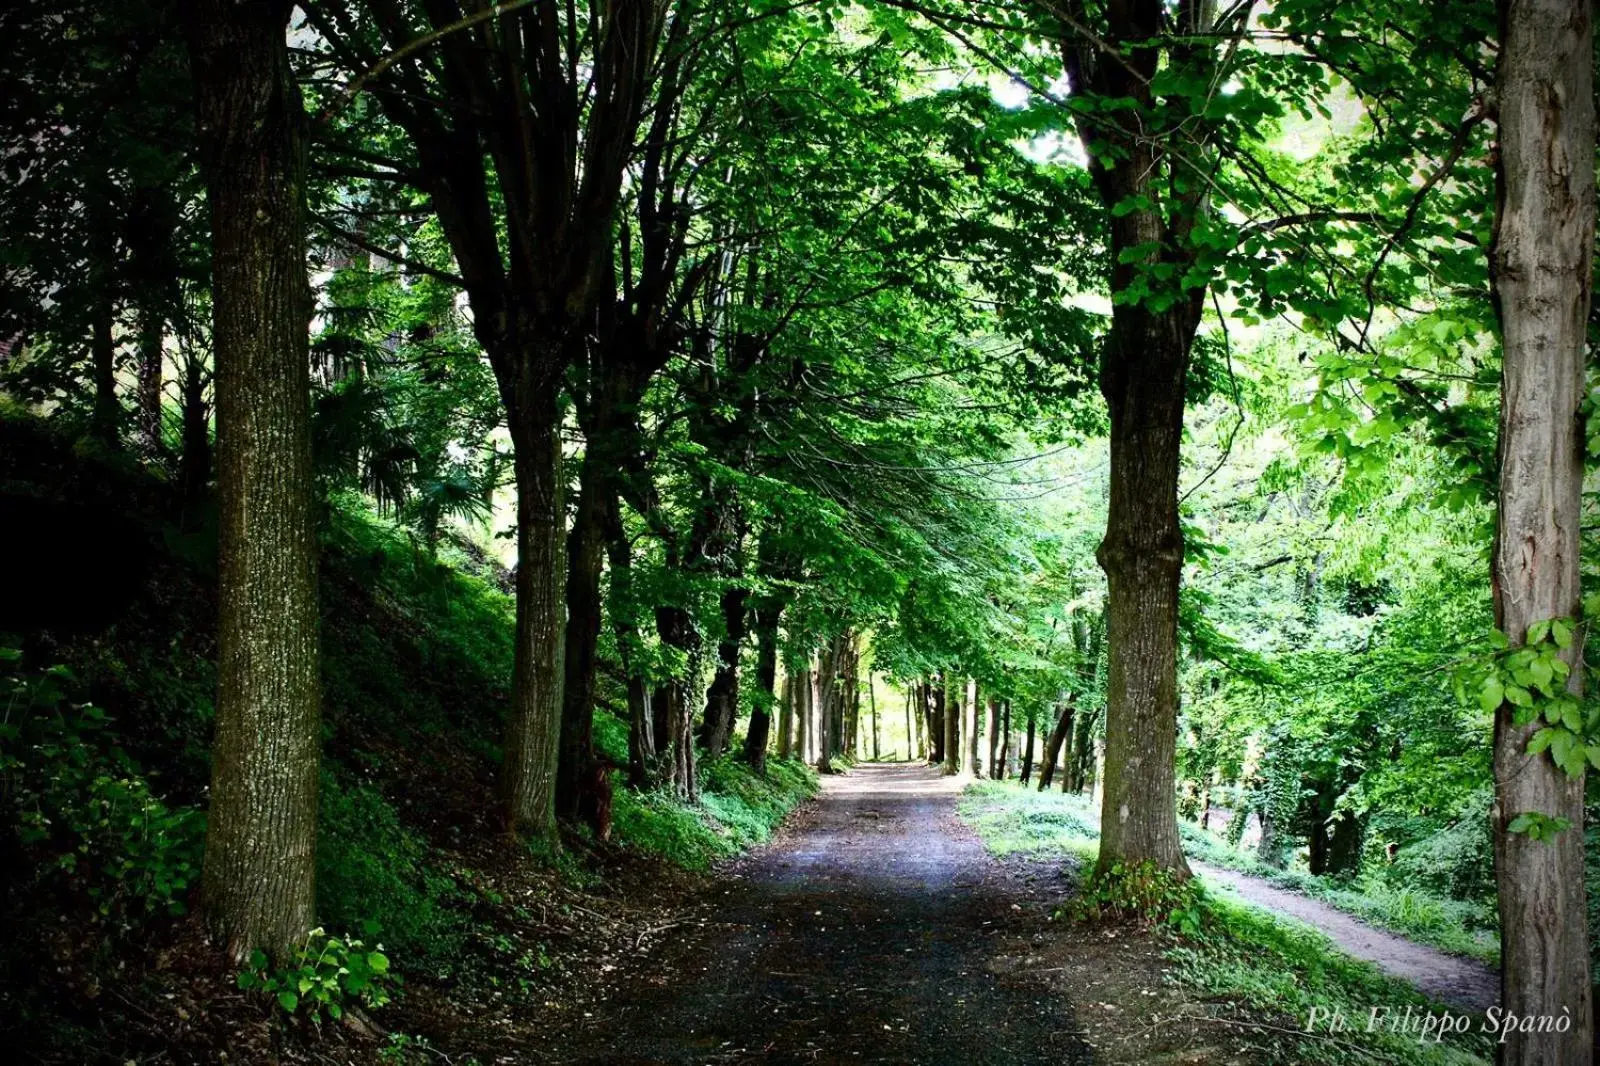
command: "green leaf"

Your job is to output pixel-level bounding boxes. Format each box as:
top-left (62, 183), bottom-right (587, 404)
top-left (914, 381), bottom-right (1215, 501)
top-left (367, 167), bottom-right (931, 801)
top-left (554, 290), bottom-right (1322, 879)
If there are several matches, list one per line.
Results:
top-left (1477, 677), bottom-right (1504, 713)
top-left (1551, 619), bottom-right (1573, 648)
top-left (278, 990), bottom-right (299, 1012)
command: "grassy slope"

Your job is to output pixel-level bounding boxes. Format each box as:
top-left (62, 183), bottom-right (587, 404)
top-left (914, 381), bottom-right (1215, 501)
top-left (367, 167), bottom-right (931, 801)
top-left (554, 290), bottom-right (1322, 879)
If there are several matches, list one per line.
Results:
top-left (0, 415), bottom-right (814, 1061)
top-left (959, 781), bottom-right (1492, 1066)
top-left (963, 779), bottom-right (1497, 963)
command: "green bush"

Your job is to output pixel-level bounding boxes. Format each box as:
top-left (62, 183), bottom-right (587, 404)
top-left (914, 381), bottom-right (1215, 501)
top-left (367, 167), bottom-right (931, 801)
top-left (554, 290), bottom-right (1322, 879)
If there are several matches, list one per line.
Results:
top-left (610, 755), bottom-right (816, 871)
top-left (0, 654), bottom-right (204, 923)
top-left (236, 926), bottom-right (397, 1023)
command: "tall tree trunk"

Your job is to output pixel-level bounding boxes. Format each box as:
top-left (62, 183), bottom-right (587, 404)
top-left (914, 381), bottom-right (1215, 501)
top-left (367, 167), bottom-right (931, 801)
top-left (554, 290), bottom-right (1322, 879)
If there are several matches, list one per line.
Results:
top-left (868, 671), bottom-right (880, 761)
top-left (603, 494), bottom-right (653, 787)
top-left (998, 701), bottom-right (1011, 780)
top-left (942, 676), bottom-right (960, 775)
top-left (701, 585), bottom-right (749, 759)
top-left (776, 672), bottom-right (794, 760)
top-left (964, 680), bottom-right (980, 778)
top-left (815, 650), bottom-right (835, 774)
top-left (1021, 713), bottom-right (1036, 784)
top-left (1059, 0), bottom-right (1210, 883)
top-left (1094, 301), bottom-right (1195, 876)
top-left (986, 697), bottom-right (1001, 779)
top-left (744, 600), bottom-right (781, 771)
top-left (185, 0), bottom-right (319, 962)
top-left (1490, 1), bottom-right (1595, 1057)
top-left (1038, 705), bottom-right (1073, 791)
top-left (557, 421), bottom-right (609, 824)
top-left (796, 667), bottom-right (811, 765)
top-left (501, 388), bottom-right (567, 838)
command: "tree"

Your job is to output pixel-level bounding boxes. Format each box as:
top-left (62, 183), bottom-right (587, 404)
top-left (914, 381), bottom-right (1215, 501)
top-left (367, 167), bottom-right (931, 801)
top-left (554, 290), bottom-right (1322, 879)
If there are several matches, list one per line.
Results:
top-left (1487, 0), bottom-right (1594, 1058)
top-left (184, 0), bottom-right (320, 962)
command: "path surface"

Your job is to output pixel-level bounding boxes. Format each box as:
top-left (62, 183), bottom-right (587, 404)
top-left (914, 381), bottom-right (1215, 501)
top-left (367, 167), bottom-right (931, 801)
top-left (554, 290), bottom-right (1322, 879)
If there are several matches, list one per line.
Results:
top-left (555, 764), bottom-right (1093, 1065)
top-left (1191, 860), bottom-right (1500, 1012)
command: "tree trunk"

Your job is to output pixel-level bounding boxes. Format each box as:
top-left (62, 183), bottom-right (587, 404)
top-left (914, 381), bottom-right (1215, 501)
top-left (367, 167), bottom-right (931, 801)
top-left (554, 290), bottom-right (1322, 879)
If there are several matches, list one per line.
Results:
top-left (928, 679), bottom-right (945, 765)
top-left (557, 422), bottom-right (609, 824)
top-left (963, 680), bottom-right (980, 778)
top-left (795, 667), bottom-right (811, 764)
top-left (868, 671), bottom-right (880, 761)
top-left (986, 697), bottom-right (1001, 779)
top-left (1020, 713), bottom-right (1036, 784)
top-left (816, 650), bottom-right (836, 774)
top-left (1038, 705), bottom-right (1072, 791)
top-left (701, 585), bottom-right (748, 759)
top-left (178, 350), bottom-right (211, 512)
top-left (185, 0), bottom-right (319, 963)
top-left (942, 676), bottom-right (960, 775)
top-left (501, 389), bottom-right (567, 838)
top-left (998, 701), bottom-right (1011, 780)
top-left (777, 671), bottom-right (794, 760)
top-left (136, 306), bottom-right (164, 454)
top-left (744, 601), bottom-right (781, 771)
top-left (1489, 1), bottom-right (1595, 1057)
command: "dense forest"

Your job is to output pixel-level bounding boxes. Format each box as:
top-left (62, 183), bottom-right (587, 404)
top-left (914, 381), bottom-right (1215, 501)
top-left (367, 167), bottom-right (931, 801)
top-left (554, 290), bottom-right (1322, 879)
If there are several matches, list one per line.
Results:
top-left (0, 0), bottom-right (1595, 1063)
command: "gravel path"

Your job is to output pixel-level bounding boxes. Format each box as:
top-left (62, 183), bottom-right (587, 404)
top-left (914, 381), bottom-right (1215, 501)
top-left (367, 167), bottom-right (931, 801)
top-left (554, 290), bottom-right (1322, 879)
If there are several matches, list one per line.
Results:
top-left (1192, 860), bottom-right (1500, 1012)
top-left (551, 764), bottom-right (1093, 1065)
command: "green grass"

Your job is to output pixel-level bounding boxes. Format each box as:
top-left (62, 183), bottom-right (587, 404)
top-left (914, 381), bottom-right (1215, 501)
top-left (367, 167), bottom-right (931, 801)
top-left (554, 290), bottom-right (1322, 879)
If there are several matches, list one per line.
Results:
top-left (611, 753), bottom-right (817, 871)
top-left (1177, 822), bottom-right (1499, 965)
top-left (958, 781), bottom-right (1493, 1066)
top-left (961, 780), bottom-right (1496, 965)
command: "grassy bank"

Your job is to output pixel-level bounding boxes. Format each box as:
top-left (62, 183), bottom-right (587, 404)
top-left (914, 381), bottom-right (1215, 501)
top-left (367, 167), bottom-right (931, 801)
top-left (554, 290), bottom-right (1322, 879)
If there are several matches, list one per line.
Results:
top-left (961, 779), bottom-right (1496, 963)
top-left (959, 781), bottom-right (1492, 1066)
top-left (0, 416), bottom-right (814, 1061)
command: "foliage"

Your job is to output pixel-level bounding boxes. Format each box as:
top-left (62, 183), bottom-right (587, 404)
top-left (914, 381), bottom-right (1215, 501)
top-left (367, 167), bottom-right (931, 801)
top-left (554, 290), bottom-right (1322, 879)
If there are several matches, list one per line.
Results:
top-left (611, 752), bottom-right (817, 872)
top-left (0, 654), bottom-right (204, 924)
top-left (236, 927), bottom-right (396, 1022)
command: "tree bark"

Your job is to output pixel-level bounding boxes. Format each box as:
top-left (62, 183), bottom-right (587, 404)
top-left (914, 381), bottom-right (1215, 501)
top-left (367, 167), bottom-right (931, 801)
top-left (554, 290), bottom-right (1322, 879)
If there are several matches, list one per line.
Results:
top-left (90, 239), bottom-right (120, 448)
top-left (1038, 705), bottom-right (1073, 791)
top-left (501, 386), bottom-right (568, 838)
top-left (185, 0), bottom-right (319, 963)
top-left (557, 410), bottom-right (610, 824)
top-left (701, 584), bottom-right (749, 759)
top-left (1020, 713), bottom-right (1036, 784)
top-left (815, 650), bottom-right (836, 774)
top-left (963, 680), bottom-right (980, 778)
top-left (796, 667), bottom-right (812, 764)
top-left (136, 306), bottom-right (164, 454)
top-left (1059, 0), bottom-right (1210, 882)
top-left (776, 672), bottom-right (794, 760)
top-left (1489, 0), bottom-right (1595, 1058)
top-left (986, 697), bottom-right (1001, 779)
top-left (744, 600), bottom-right (781, 771)
top-left (942, 676), bottom-right (960, 775)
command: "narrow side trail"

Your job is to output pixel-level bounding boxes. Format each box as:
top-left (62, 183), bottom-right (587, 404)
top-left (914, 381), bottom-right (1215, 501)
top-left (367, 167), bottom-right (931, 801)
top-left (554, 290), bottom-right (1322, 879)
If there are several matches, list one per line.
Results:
top-left (551, 764), bottom-right (1094, 1065)
top-left (1190, 860), bottom-right (1500, 1012)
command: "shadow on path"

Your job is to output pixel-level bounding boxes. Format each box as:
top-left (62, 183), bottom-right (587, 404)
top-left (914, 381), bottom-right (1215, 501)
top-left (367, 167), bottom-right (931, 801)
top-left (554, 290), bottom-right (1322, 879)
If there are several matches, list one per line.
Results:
top-left (553, 764), bottom-right (1093, 1065)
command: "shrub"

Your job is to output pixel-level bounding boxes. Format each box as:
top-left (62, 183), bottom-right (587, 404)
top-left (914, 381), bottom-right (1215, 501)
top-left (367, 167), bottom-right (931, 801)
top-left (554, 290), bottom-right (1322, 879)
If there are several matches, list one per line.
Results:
top-left (0, 654), bottom-right (204, 923)
top-left (236, 926), bottom-right (396, 1023)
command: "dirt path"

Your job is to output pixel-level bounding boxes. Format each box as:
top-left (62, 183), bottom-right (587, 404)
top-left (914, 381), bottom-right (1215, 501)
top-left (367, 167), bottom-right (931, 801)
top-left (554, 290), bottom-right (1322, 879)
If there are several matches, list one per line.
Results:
top-left (1190, 860), bottom-right (1500, 1012)
top-left (550, 764), bottom-right (1093, 1065)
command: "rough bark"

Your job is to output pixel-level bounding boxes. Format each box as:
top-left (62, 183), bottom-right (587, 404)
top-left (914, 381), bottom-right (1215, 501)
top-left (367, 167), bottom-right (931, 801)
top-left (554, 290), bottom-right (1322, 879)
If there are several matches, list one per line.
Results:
top-left (136, 307), bottom-right (164, 454)
top-left (1489, 1), bottom-right (1595, 1058)
top-left (557, 412), bottom-right (609, 824)
top-left (776, 671), bottom-right (794, 761)
top-left (1037, 704), bottom-right (1072, 791)
top-left (868, 671), bottom-right (880, 761)
top-left (185, 0), bottom-right (319, 962)
top-left (1060, 0), bottom-right (1211, 882)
